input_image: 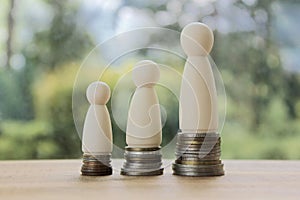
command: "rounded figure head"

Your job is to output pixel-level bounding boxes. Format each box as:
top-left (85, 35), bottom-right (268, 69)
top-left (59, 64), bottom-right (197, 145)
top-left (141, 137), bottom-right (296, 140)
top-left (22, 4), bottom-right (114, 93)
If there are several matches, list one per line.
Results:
top-left (180, 22), bottom-right (214, 56)
top-left (86, 81), bottom-right (111, 105)
top-left (132, 60), bottom-right (160, 87)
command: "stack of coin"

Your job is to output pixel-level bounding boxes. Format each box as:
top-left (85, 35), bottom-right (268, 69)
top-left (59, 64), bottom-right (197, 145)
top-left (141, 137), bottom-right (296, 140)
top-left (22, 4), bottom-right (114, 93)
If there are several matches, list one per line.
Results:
top-left (121, 147), bottom-right (164, 176)
top-left (173, 132), bottom-right (224, 176)
top-left (81, 154), bottom-right (112, 176)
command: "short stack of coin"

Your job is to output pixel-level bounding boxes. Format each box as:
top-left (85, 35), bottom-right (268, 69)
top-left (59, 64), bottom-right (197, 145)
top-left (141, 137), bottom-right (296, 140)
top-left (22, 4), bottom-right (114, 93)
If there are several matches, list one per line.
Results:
top-left (173, 132), bottom-right (224, 176)
top-left (81, 154), bottom-right (112, 176)
top-left (121, 147), bottom-right (164, 176)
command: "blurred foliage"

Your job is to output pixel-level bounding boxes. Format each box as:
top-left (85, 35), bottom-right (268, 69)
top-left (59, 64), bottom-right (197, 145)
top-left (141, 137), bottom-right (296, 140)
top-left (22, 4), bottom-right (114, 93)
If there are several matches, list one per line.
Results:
top-left (0, 0), bottom-right (300, 160)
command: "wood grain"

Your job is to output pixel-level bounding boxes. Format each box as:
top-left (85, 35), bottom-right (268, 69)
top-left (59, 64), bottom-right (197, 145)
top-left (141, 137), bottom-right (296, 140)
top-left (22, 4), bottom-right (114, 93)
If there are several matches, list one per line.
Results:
top-left (0, 160), bottom-right (299, 200)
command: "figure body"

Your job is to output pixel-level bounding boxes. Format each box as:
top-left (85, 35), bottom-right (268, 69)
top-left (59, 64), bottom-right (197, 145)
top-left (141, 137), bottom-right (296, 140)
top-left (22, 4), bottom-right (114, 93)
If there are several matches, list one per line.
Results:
top-left (179, 22), bottom-right (218, 133)
top-left (82, 81), bottom-right (112, 154)
top-left (126, 60), bottom-right (162, 148)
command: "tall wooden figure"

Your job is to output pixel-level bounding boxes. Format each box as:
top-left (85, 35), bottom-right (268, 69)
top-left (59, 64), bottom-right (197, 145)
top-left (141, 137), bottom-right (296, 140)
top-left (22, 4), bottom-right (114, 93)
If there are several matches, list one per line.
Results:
top-left (173, 22), bottom-right (224, 177)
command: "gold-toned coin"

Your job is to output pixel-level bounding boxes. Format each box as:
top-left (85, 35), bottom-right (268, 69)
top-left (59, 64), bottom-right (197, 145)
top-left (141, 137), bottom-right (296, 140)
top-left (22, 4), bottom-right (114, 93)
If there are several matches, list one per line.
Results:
top-left (175, 159), bottom-right (222, 165)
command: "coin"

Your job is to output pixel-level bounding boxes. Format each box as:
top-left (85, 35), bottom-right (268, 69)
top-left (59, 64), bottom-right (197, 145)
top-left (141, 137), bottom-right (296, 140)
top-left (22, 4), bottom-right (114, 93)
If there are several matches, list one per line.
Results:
top-left (83, 154), bottom-right (111, 159)
top-left (175, 146), bottom-right (221, 152)
top-left (81, 167), bottom-right (112, 172)
top-left (81, 154), bottom-right (113, 176)
top-left (178, 140), bottom-right (220, 146)
top-left (121, 147), bottom-right (163, 176)
top-left (173, 170), bottom-right (224, 177)
top-left (81, 169), bottom-right (112, 176)
top-left (83, 159), bottom-right (111, 164)
top-left (121, 168), bottom-right (163, 176)
top-left (125, 158), bottom-right (161, 163)
top-left (175, 153), bottom-right (221, 161)
top-left (125, 147), bottom-right (161, 152)
top-left (172, 164), bottom-right (224, 176)
top-left (123, 162), bottom-right (162, 168)
top-left (124, 151), bottom-right (161, 155)
top-left (177, 132), bottom-right (220, 137)
top-left (177, 139), bottom-right (220, 144)
top-left (173, 163), bottom-right (223, 169)
top-left (176, 142), bottom-right (220, 147)
top-left (173, 131), bottom-right (224, 176)
top-left (177, 138), bottom-right (220, 142)
top-left (175, 159), bottom-right (222, 165)
top-left (175, 150), bottom-right (221, 155)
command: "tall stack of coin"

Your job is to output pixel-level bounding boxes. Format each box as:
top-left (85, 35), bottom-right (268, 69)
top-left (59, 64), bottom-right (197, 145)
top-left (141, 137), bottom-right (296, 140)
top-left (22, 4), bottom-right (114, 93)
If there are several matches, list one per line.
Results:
top-left (121, 147), bottom-right (163, 176)
top-left (172, 132), bottom-right (224, 176)
top-left (81, 154), bottom-right (112, 176)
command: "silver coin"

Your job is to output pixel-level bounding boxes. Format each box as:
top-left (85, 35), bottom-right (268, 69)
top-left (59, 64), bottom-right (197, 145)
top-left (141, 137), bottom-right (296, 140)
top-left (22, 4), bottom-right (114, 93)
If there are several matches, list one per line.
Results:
top-left (124, 162), bottom-right (162, 166)
top-left (124, 156), bottom-right (161, 160)
top-left (124, 161), bottom-right (162, 166)
top-left (125, 147), bottom-right (161, 152)
top-left (121, 168), bottom-right (163, 176)
top-left (173, 168), bottom-right (224, 174)
top-left (125, 153), bottom-right (161, 157)
top-left (122, 167), bottom-right (162, 172)
top-left (172, 167), bottom-right (223, 174)
top-left (123, 162), bottom-right (162, 168)
top-left (122, 168), bottom-right (162, 173)
top-left (173, 170), bottom-right (224, 177)
top-left (125, 151), bottom-right (162, 155)
top-left (124, 160), bottom-right (161, 164)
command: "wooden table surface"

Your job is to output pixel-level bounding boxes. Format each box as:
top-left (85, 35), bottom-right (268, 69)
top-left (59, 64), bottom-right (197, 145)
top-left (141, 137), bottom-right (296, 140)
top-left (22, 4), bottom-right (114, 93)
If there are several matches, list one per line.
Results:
top-left (0, 159), bottom-right (299, 200)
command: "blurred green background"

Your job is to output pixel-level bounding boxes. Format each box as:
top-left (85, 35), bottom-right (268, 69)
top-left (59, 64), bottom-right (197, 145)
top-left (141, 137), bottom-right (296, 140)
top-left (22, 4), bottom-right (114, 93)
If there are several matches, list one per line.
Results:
top-left (0, 0), bottom-right (299, 160)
